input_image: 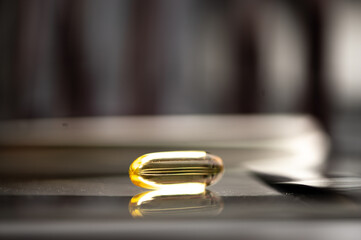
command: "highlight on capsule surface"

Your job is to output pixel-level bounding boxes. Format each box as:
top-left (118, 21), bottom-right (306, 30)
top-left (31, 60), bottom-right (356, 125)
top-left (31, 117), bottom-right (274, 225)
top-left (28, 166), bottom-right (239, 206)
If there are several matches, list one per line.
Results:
top-left (129, 151), bottom-right (224, 190)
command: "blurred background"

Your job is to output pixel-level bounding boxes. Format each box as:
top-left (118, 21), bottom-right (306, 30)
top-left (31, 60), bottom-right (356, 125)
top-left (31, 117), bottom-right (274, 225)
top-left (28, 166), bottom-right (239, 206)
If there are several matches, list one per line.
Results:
top-left (0, 0), bottom-right (361, 161)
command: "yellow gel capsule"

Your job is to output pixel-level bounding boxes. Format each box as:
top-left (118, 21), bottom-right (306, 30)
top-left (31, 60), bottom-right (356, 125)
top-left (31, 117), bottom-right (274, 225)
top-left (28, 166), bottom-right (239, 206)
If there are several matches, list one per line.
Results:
top-left (129, 151), bottom-right (224, 190)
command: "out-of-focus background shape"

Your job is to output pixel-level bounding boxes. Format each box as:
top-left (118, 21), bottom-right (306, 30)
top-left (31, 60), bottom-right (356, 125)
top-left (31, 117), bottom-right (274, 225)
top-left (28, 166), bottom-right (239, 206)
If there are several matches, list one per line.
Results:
top-left (0, 0), bottom-right (361, 163)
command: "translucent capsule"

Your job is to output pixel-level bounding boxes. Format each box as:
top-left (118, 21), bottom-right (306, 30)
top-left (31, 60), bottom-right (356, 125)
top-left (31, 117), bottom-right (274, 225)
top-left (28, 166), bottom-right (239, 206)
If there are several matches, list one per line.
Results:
top-left (129, 151), bottom-right (224, 190)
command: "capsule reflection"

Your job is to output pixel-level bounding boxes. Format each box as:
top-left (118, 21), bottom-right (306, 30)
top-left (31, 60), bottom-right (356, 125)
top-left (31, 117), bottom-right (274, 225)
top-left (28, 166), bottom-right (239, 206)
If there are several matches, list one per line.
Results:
top-left (129, 190), bottom-right (223, 218)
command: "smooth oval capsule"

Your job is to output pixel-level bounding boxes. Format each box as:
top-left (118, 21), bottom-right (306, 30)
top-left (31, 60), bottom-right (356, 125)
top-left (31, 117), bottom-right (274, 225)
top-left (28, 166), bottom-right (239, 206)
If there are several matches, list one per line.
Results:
top-left (129, 151), bottom-right (224, 190)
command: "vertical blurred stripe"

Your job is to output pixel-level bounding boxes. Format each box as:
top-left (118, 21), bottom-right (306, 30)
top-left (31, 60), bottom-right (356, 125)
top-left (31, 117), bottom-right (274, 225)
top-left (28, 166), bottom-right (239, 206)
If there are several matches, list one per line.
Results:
top-left (14, 0), bottom-right (49, 118)
top-left (327, 1), bottom-right (361, 111)
top-left (80, 0), bottom-right (131, 115)
top-left (196, 1), bottom-right (235, 113)
top-left (258, 1), bottom-right (307, 113)
top-left (156, 0), bottom-right (198, 113)
top-left (0, 0), bottom-right (18, 119)
top-left (127, 0), bottom-right (160, 114)
top-left (302, 0), bottom-right (330, 130)
top-left (58, 0), bottom-right (95, 116)
top-left (30, 0), bottom-right (58, 118)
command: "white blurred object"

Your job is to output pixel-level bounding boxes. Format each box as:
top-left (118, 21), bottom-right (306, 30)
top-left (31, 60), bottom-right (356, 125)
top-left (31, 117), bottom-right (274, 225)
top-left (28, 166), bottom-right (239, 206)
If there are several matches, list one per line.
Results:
top-left (327, 1), bottom-right (361, 109)
top-left (0, 115), bottom-right (329, 176)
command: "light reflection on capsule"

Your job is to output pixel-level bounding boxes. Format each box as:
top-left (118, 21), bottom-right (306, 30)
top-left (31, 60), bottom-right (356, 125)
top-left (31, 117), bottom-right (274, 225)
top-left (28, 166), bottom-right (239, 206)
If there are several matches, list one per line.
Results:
top-left (129, 151), bottom-right (224, 190)
top-left (129, 190), bottom-right (223, 218)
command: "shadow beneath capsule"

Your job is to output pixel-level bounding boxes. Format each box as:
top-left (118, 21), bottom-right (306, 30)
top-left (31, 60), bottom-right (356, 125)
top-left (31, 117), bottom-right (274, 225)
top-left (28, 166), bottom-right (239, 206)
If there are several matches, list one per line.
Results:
top-left (129, 190), bottom-right (223, 218)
